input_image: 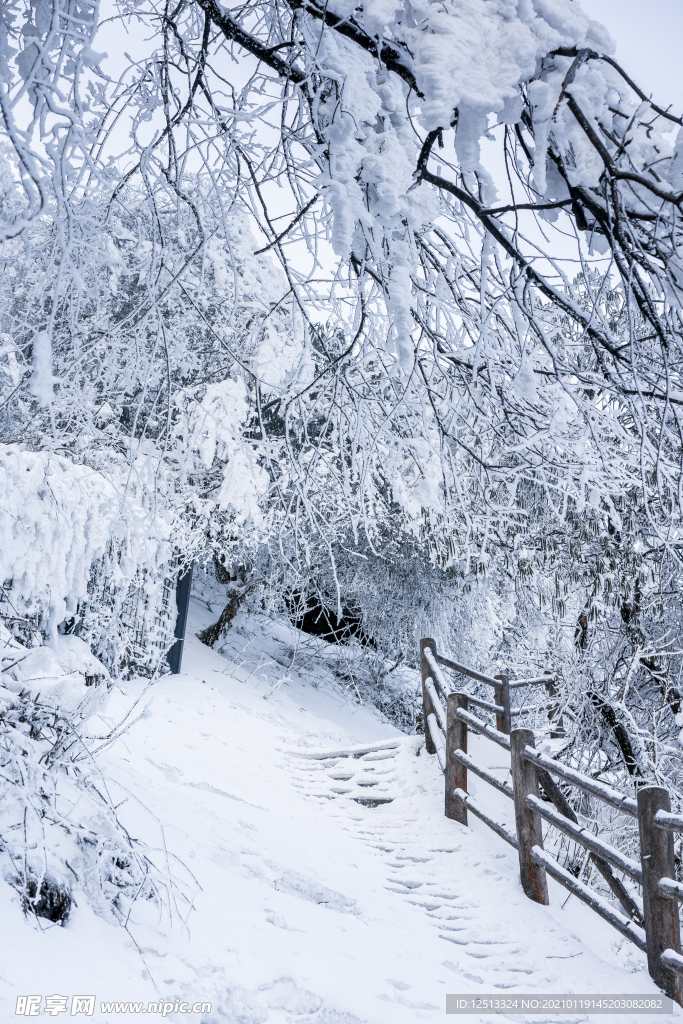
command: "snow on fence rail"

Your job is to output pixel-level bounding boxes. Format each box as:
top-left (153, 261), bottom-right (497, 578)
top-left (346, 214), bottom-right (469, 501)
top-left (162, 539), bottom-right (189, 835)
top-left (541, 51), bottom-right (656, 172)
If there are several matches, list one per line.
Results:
top-left (419, 637), bottom-right (683, 1005)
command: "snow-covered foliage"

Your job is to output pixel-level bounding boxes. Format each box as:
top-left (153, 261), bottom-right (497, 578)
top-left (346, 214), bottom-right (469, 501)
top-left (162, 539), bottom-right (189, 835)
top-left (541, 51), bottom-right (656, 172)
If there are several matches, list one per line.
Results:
top-left (0, 443), bottom-right (181, 922)
top-left (0, 444), bottom-right (176, 675)
top-left (2, 0), bottom-right (682, 582)
top-left (0, 621), bottom-right (173, 927)
top-left (1, 0), bottom-right (682, 540)
top-left (0, 446), bottom-right (118, 642)
top-left (0, 447), bottom-right (165, 629)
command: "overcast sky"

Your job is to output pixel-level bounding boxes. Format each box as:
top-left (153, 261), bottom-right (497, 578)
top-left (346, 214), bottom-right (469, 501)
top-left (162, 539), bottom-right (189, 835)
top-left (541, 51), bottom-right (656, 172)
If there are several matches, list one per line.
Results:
top-left (586, 0), bottom-right (683, 114)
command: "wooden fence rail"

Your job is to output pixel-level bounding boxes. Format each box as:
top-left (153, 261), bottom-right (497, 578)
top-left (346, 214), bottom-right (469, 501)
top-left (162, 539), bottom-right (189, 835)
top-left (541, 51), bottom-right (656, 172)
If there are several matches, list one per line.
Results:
top-left (419, 636), bottom-right (683, 1004)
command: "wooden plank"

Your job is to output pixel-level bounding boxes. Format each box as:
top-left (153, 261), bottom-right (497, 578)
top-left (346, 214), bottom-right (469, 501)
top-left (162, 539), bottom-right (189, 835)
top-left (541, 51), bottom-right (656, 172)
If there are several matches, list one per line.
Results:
top-left (430, 672), bottom-right (450, 706)
top-left (659, 877), bottom-right (683, 902)
top-left (535, 767), bottom-right (575, 820)
top-left (661, 948), bottom-right (683, 976)
top-left (509, 676), bottom-right (557, 688)
top-left (430, 648), bottom-right (556, 692)
top-left (493, 681), bottom-right (504, 733)
top-left (527, 794), bottom-right (642, 882)
top-left (466, 694), bottom-right (504, 715)
top-left (434, 653), bottom-right (499, 688)
top-left (455, 707), bottom-right (511, 751)
top-left (420, 638), bottom-right (438, 755)
top-left (427, 713), bottom-right (446, 774)
top-left (423, 647), bottom-right (453, 702)
top-left (455, 751), bottom-right (513, 800)
top-left (494, 674), bottom-right (512, 734)
top-left (531, 846), bottom-right (647, 952)
top-left (655, 809), bottom-right (683, 833)
top-left (446, 693), bottom-right (468, 824)
top-left (522, 745), bottom-right (638, 818)
top-left (428, 651), bottom-right (507, 716)
top-left (425, 677), bottom-right (446, 733)
top-left (638, 786), bottom-right (682, 1000)
top-left (511, 728), bottom-right (548, 904)
top-left (535, 768), bottom-right (643, 925)
top-left (453, 789), bottom-right (518, 848)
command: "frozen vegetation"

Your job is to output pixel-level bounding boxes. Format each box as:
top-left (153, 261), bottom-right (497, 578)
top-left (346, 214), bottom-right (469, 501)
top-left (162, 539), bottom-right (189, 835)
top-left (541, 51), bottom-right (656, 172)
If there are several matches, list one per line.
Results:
top-left (3, 0), bottom-right (683, 1014)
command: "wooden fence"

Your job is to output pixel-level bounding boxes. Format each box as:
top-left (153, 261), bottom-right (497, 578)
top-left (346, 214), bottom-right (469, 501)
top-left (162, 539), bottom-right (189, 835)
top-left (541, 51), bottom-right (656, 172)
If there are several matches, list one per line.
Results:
top-left (420, 637), bottom-right (683, 1004)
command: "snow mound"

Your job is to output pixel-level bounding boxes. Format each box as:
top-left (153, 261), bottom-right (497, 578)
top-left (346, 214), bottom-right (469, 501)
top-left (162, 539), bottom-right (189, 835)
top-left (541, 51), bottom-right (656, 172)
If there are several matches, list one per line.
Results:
top-left (3, 633), bottom-right (110, 712)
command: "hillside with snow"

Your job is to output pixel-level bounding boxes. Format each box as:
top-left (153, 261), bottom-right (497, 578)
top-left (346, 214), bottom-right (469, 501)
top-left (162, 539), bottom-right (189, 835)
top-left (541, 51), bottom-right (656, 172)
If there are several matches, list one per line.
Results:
top-left (1, 600), bottom-right (678, 1024)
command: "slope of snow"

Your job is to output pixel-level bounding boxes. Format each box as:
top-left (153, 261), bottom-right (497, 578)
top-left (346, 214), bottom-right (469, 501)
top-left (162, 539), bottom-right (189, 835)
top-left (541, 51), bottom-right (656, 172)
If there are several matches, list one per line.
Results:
top-left (0, 602), bottom-right (680, 1023)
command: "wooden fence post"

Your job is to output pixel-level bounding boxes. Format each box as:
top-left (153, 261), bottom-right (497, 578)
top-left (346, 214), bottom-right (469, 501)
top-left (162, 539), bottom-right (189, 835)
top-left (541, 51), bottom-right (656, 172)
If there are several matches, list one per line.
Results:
top-left (420, 638), bottom-right (438, 755)
top-left (494, 674), bottom-right (512, 735)
top-left (637, 786), bottom-right (681, 1001)
top-left (446, 693), bottom-right (469, 823)
top-left (510, 728), bottom-right (549, 904)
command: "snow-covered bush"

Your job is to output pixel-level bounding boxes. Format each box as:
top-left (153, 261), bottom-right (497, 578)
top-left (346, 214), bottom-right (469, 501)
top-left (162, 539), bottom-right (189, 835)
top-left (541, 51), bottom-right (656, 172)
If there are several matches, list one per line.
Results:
top-left (0, 445), bottom-right (119, 643)
top-left (0, 446), bottom-right (190, 921)
top-left (0, 444), bottom-right (177, 676)
top-left (0, 622), bottom-right (166, 925)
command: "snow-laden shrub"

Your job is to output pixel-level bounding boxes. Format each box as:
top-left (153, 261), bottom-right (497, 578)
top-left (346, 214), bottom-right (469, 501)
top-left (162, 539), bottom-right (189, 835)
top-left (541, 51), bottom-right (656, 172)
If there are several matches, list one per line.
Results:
top-left (328, 645), bottom-right (421, 733)
top-left (0, 447), bottom-right (191, 923)
top-left (0, 445), bottom-right (117, 642)
top-left (0, 444), bottom-right (176, 677)
top-left (77, 543), bottom-right (177, 679)
top-left (0, 623), bottom-right (167, 924)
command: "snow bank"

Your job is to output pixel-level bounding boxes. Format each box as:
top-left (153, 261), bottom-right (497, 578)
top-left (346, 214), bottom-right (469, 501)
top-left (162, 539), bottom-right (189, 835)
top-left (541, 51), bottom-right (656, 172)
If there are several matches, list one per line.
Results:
top-left (3, 633), bottom-right (110, 713)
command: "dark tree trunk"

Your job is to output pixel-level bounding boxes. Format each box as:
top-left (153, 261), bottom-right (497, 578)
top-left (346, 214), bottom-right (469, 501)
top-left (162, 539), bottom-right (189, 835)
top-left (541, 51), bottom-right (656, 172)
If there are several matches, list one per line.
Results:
top-left (197, 593), bottom-right (243, 648)
top-left (589, 692), bottom-right (642, 777)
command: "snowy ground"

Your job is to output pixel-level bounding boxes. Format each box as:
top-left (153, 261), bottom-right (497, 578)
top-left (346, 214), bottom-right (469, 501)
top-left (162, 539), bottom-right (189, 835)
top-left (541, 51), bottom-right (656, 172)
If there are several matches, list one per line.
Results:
top-left (1, 601), bottom-right (681, 1023)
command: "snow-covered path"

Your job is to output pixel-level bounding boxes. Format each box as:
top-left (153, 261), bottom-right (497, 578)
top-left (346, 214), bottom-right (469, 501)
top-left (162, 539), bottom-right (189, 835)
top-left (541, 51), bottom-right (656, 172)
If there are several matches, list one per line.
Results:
top-left (286, 730), bottom-right (660, 1014)
top-left (1, 607), bottom-right (680, 1023)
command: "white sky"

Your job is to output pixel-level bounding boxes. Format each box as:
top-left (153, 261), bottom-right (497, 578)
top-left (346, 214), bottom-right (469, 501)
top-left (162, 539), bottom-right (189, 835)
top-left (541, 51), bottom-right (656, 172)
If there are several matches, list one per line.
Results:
top-left (586, 0), bottom-right (683, 114)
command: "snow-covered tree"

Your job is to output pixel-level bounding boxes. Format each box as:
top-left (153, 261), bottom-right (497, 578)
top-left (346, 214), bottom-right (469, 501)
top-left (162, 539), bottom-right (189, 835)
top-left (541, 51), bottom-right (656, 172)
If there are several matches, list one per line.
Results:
top-left (3, 0), bottom-right (683, 796)
top-left (2, 0), bottom-right (683, 537)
